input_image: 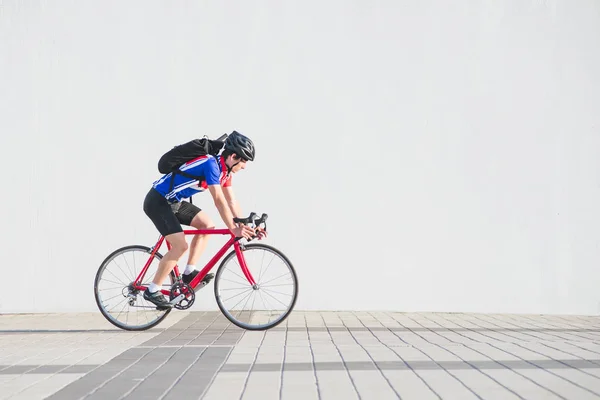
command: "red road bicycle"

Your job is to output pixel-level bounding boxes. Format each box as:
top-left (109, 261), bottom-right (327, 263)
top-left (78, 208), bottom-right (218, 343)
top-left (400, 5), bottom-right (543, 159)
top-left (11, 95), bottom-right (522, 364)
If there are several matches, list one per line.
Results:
top-left (94, 213), bottom-right (298, 331)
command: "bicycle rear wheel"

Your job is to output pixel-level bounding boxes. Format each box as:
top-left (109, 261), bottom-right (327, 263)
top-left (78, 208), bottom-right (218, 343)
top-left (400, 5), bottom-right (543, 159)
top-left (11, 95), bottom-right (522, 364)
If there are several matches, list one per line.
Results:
top-left (94, 245), bottom-right (175, 331)
top-left (214, 243), bottom-right (298, 330)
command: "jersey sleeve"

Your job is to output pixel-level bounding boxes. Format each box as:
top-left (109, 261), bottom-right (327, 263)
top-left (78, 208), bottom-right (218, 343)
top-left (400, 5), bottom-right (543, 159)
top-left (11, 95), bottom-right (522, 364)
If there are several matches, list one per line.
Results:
top-left (223, 174), bottom-right (232, 187)
top-left (203, 158), bottom-right (221, 186)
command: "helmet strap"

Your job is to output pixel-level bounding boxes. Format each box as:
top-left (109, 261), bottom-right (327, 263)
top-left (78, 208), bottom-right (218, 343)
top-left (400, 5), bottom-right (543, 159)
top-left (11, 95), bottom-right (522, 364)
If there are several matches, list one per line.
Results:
top-left (223, 153), bottom-right (246, 175)
top-left (225, 157), bottom-right (238, 175)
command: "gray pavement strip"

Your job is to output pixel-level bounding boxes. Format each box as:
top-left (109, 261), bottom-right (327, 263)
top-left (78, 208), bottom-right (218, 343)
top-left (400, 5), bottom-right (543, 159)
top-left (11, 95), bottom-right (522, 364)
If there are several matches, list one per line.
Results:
top-left (44, 348), bottom-right (154, 400)
top-left (42, 313), bottom-right (250, 399)
top-left (161, 347), bottom-right (232, 400)
top-left (43, 346), bottom-right (233, 399)
top-left (6, 358), bottom-right (600, 376)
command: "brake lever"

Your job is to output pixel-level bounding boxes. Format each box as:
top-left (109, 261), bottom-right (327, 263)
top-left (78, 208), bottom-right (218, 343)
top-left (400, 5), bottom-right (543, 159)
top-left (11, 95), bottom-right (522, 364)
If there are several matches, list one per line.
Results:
top-left (232, 212), bottom-right (259, 242)
top-left (254, 213), bottom-right (268, 228)
top-left (248, 213), bottom-right (268, 242)
top-left (241, 213), bottom-right (268, 242)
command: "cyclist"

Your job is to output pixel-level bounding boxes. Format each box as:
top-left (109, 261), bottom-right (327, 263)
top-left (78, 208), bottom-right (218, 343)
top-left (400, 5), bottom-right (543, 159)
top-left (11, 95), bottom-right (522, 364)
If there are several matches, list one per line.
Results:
top-left (142, 131), bottom-right (265, 309)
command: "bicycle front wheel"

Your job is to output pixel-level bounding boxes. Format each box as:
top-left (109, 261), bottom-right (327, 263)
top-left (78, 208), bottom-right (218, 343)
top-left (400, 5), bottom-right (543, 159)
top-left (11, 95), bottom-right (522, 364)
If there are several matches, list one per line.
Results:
top-left (94, 245), bottom-right (175, 331)
top-left (214, 243), bottom-right (298, 330)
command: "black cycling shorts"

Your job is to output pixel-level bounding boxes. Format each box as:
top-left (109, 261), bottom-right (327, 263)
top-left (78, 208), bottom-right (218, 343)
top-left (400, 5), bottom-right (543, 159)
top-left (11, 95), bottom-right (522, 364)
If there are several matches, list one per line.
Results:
top-left (143, 188), bottom-right (202, 236)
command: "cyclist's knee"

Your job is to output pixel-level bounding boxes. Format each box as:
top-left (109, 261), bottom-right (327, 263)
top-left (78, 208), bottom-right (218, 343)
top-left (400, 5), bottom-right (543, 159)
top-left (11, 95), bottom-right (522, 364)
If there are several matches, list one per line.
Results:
top-left (191, 211), bottom-right (215, 230)
top-left (166, 234), bottom-right (188, 255)
top-left (173, 241), bottom-right (188, 254)
top-left (176, 241), bottom-right (189, 253)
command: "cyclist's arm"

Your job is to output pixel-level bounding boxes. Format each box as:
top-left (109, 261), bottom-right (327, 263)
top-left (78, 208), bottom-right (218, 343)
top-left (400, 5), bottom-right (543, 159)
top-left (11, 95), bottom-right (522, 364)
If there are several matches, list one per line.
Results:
top-left (223, 186), bottom-right (242, 218)
top-left (201, 159), bottom-right (237, 230)
top-left (208, 184), bottom-right (237, 230)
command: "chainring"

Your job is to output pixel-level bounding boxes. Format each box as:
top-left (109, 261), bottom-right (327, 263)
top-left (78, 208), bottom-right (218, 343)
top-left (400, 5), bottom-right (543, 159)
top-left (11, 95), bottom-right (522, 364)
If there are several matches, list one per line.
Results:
top-left (169, 282), bottom-right (196, 310)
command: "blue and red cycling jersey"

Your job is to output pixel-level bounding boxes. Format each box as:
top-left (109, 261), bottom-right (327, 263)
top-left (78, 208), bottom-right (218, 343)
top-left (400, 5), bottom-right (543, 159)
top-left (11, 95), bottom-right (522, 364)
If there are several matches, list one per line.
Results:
top-left (152, 155), bottom-right (232, 203)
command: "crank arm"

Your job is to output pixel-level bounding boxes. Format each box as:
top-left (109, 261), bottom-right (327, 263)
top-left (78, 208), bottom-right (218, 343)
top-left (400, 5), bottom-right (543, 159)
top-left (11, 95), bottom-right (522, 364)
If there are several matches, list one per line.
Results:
top-left (169, 294), bottom-right (185, 305)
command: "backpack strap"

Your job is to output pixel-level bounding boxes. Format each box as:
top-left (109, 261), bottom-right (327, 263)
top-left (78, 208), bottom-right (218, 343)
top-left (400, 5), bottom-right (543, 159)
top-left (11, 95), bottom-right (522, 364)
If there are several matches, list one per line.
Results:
top-left (168, 170), bottom-right (205, 193)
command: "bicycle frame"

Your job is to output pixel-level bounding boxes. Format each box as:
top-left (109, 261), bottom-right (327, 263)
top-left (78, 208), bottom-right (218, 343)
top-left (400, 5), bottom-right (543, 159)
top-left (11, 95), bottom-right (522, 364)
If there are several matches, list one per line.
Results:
top-left (132, 229), bottom-right (257, 296)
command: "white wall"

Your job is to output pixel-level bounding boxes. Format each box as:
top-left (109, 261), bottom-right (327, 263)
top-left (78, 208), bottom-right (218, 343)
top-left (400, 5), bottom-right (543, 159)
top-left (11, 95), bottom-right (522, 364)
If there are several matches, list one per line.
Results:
top-left (1, 0), bottom-right (599, 314)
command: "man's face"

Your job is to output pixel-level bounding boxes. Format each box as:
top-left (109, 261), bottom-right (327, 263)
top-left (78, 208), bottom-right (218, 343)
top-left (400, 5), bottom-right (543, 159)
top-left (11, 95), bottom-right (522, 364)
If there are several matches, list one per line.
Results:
top-left (226, 154), bottom-right (248, 173)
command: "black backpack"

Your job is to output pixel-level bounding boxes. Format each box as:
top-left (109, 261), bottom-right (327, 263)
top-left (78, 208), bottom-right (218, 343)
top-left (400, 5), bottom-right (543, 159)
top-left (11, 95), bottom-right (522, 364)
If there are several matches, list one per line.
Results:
top-left (158, 135), bottom-right (227, 193)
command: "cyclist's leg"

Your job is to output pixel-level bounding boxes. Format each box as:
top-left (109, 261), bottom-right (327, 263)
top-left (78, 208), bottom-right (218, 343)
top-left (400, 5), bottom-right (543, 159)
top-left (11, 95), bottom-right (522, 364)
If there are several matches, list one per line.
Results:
top-left (175, 202), bottom-right (215, 269)
top-left (143, 188), bottom-right (187, 308)
top-left (189, 212), bottom-right (215, 265)
top-left (152, 231), bottom-right (188, 285)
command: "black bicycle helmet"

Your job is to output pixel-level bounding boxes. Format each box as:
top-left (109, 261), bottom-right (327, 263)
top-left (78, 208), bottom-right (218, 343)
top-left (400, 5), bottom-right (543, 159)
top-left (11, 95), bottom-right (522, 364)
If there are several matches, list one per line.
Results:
top-left (224, 130), bottom-right (255, 161)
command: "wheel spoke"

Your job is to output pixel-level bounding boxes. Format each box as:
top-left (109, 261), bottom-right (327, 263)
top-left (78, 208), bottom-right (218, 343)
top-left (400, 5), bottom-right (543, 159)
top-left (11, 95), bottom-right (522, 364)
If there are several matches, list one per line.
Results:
top-left (258, 252), bottom-right (277, 283)
top-left (102, 292), bottom-right (126, 302)
top-left (99, 278), bottom-right (126, 287)
top-left (260, 272), bottom-right (292, 287)
top-left (130, 251), bottom-right (138, 282)
top-left (225, 266), bottom-right (249, 284)
top-left (121, 253), bottom-right (135, 282)
top-left (107, 296), bottom-right (128, 313)
top-left (240, 289), bottom-right (255, 314)
top-left (99, 285), bottom-right (126, 291)
top-left (258, 289), bottom-right (269, 314)
top-left (115, 299), bottom-right (129, 322)
top-left (260, 283), bottom-right (294, 288)
top-left (220, 286), bottom-right (252, 291)
top-left (257, 250), bottom-right (267, 282)
top-left (104, 267), bottom-right (128, 286)
top-left (113, 257), bottom-right (134, 282)
top-left (220, 277), bottom-right (251, 287)
top-left (228, 290), bottom-right (254, 311)
top-left (261, 288), bottom-right (293, 297)
top-left (222, 287), bottom-right (254, 303)
top-left (261, 289), bottom-right (290, 309)
top-left (250, 291), bottom-right (257, 313)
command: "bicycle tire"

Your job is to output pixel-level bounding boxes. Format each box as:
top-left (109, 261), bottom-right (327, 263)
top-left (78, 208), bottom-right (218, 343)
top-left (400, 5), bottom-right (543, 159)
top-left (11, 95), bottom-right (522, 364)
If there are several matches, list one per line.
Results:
top-left (214, 243), bottom-right (298, 330)
top-left (94, 245), bottom-right (175, 331)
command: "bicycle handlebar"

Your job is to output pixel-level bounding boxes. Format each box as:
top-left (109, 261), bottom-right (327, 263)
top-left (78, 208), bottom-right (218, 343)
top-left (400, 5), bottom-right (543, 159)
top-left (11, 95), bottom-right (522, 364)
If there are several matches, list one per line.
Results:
top-left (233, 212), bottom-right (268, 228)
top-left (233, 212), bottom-right (269, 242)
top-left (233, 212), bottom-right (256, 226)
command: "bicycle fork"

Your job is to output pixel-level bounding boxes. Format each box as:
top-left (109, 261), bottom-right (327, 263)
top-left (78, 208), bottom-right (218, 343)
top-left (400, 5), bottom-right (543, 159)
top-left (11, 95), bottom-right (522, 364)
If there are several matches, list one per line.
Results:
top-left (235, 241), bottom-right (258, 288)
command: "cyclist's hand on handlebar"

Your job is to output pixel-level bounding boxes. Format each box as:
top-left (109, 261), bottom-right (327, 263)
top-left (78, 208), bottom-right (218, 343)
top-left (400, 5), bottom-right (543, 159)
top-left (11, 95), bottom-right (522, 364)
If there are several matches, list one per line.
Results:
top-left (256, 226), bottom-right (268, 240)
top-left (231, 225), bottom-right (255, 239)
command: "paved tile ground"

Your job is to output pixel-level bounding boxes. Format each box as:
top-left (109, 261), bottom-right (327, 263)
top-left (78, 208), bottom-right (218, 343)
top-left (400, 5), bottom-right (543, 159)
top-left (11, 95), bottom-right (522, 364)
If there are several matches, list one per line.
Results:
top-left (1, 311), bottom-right (600, 399)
